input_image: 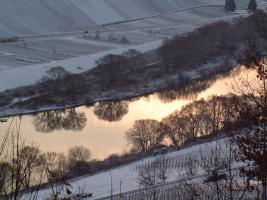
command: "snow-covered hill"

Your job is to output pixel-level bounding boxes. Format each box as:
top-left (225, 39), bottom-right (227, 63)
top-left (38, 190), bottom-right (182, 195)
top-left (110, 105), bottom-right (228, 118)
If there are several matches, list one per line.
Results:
top-left (0, 0), bottom-right (265, 92)
top-left (0, 0), bottom-right (263, 37)
top-left (36, 138), bottom-right (231, 200)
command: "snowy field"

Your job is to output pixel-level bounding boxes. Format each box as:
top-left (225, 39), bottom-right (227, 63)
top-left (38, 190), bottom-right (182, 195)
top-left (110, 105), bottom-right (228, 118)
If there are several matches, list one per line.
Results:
top-left (0, 0), bottom-right (259, 37)
top-left (0, 0), bottom-right (266, 92)
top-left (35, 138), bottom-right (232, 199)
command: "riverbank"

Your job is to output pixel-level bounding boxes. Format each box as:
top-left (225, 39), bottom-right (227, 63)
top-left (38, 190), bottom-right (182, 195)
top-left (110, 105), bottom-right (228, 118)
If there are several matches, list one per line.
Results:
top-left (0, 12), bottom-right (266, 117)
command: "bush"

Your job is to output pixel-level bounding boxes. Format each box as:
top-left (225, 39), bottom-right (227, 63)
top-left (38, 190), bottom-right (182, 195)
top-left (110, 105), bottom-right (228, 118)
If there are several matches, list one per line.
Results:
top-left (248, 0), bottom-right (257, 12)
top-left (40, 67), bottom-right (88, 97)
top-left (68, 161), bottom-right (91, 176)
top-left (42, 66), bottom-right (70, 82)
top-left (61, 74), bottom-right (87, 97)
top-left (67, 146), bottom-right (91, 165)
top-left (225, 0), bottom-right (236, 12)
top-left (95, 54), bottom-right (129, 88)
top-left (121, 49), bottom-right (142, 58)
top-left (0, 93), bottom-right (13, 106)
top-left (95, 54), bottom-right (127, 66)
top-left (120, 36), bottom-right (130, 44)
top-left (0, 37), bottom-right (18, 43)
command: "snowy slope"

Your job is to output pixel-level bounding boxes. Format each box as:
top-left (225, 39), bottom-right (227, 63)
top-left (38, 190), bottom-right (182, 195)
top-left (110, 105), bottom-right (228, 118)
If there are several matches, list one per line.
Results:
top-left (0, 0), bottom-right (265, 92)
top-left (0, 40), bottom-right (163, 92)
top-left (0, 0), bottom-right (264, 37)
top-left (0, 0), bottom-right (99, 37)
top-left (36, 138), bottom-right (231, 200)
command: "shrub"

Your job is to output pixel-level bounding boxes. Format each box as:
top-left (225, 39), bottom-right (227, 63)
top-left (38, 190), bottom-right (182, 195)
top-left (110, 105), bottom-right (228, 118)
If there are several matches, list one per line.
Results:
top-left (0, 37), bottom-right (18, 43)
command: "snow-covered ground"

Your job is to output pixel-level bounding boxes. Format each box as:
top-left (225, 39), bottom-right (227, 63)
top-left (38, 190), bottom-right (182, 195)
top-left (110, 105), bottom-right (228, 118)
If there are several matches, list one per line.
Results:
top-left (0, 40), bottom-right (163, 92)
top-left (0, 0), bottom-right (231, 36)
top-left (36, 138), bottom-right (231, 199)
top-left (0, 0), bottom-right (265, 92)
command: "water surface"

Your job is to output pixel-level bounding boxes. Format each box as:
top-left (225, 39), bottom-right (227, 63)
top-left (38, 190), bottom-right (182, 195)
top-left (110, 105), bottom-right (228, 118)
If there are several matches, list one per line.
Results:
top-left (0, 66), bottom-right (256, 160)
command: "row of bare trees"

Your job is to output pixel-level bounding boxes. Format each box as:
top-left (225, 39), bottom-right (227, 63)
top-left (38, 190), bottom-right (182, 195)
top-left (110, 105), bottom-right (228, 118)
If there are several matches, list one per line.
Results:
top-left (0, 119), bottom-right (44, 200)
top-left (164, 94), bottom-right (257, 146)
top-left (0, 124), bottom-right (91, 200)
top-left (125, 93), bottom-right (256, 153)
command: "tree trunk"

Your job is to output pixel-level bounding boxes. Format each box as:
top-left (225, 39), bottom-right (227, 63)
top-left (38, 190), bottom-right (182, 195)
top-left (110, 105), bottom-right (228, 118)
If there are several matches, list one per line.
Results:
top-left (263, 179), bottom-right (267, 200)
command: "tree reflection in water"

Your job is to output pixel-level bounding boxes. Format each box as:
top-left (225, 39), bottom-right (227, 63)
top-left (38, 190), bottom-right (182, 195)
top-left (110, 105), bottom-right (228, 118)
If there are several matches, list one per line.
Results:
top-left (156, 67), bottom-right (243, 103)
top-left (93, 101), bottom-right (129, 122)
top-left (33, 108), bottom-right (87, 133)
top-left (157, 79), bottom-right (213, 103)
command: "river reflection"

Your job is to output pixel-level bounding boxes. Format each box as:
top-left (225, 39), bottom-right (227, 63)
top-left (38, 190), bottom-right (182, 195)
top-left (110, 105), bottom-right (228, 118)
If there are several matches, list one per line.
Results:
top-left (33, 108), bottom-right (87, 133)
top-left (93, 101), bottom-right (129, 122)
top-left (157, 79), bottom-right (214, 103)
top-left (0, 66), bottom-right (256, 160)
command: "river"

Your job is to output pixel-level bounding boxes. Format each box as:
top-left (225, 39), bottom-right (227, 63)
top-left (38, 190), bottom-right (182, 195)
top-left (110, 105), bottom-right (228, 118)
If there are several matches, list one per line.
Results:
top-left (0, 66), bottom-right (256, 160)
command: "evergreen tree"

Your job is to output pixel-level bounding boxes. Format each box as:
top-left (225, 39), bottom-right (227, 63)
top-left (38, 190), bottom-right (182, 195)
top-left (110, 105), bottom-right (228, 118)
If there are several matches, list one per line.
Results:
top-left (225, 0), bottom-right (236, 12)
top-left (228, 0), bottom-right (236, 12)
top-left (248, 0), bottom-right (257, 12)
top-left (225, 0), bottom-right (229, 11)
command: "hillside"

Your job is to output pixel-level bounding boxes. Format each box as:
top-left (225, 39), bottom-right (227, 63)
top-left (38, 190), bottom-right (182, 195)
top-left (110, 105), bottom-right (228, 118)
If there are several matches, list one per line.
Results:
top-left (0, 1), bottom-right (266, 199)
top-left (0, 0), bottom-right (261, 37)
top-left (36, 138), bottom-right (231, 199)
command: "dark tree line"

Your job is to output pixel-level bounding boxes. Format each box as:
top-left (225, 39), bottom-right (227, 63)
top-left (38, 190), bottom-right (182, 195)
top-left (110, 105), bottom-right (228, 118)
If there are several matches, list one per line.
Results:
top-left (41, 66), bottom-right (88, 98)
top-left (126, 93), bottom-right (257, 153)
top-left (94, 49), bottom-right (144, 89)
top-left (159, 10), bottom-right (267, 75)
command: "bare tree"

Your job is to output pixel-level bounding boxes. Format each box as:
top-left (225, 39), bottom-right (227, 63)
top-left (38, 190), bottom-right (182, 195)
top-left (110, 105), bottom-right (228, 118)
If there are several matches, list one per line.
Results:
top-left (162, 114), bottom-right (188, 146)
top-left (0, 119), bottom-right (44, 200)
top-left (41, 152), bottom-right (68, 200)
top-left (67, 146), bottom-right (91, 167)
top-left (95, 54), bottom-right (129, 88)
top-left (234, 127), bottom-right (267, 199)
top-left (138, 156), bottom-right (169, 200)
top-left (125, 119), bottom-right (166, 153)
top-left (179, 99), bottom-right (206, 139)
top-left (42, 66), bottom-right (70, 82)
top-left (232, 40), bottom-right (267, 199)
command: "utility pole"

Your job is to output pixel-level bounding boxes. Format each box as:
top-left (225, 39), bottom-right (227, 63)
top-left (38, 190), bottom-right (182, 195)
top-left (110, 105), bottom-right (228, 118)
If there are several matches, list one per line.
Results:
top-left (110, 171), bottom-right (113, 200)
top-left (119, 180), bottom-right (122, 199)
